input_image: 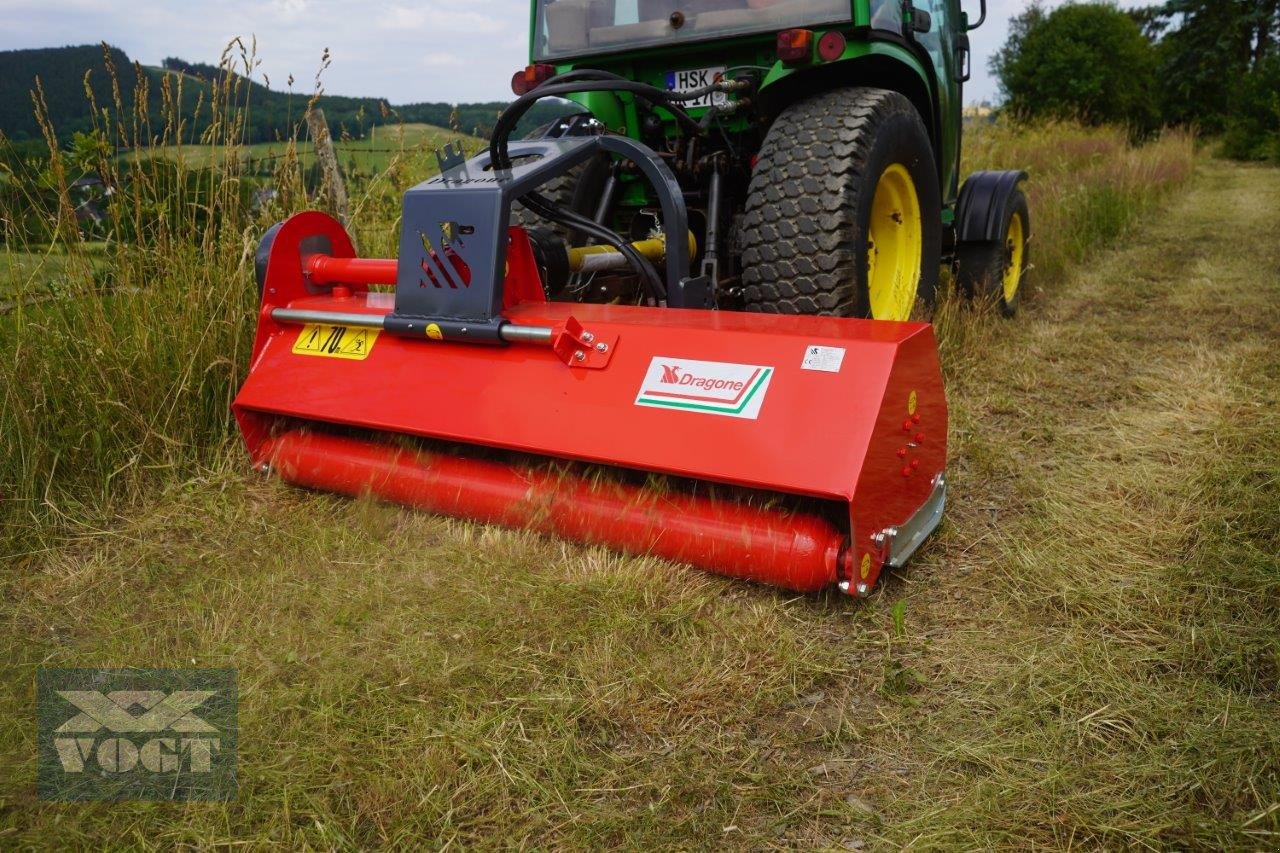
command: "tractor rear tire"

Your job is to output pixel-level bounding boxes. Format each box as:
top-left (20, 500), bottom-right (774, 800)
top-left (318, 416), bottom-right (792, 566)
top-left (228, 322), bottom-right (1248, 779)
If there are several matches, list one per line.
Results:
top-left (955, 187), bottom-right (1030, 317)
top-left (739, 87), bottom-right (941, 319)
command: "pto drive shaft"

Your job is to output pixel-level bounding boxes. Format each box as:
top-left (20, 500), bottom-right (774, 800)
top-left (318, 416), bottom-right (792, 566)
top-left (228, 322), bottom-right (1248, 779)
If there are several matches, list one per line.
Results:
top-left (530, 230), bottom-right (697, 290)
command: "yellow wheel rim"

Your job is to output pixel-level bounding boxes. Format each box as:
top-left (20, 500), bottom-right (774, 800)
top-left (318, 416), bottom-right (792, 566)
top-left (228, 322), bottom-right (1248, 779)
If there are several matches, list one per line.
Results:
top-left (865, 163), bottom-right (923, 321)
top-left (1002, 211), bottom-right (1025, 303)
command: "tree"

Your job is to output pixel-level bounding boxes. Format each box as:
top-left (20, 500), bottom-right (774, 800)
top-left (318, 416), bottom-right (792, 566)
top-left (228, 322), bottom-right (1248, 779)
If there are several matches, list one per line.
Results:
top-left (992, 3), bottom-right (1159, 131)
top-left (1155, 1), bottom-right (1280, 133)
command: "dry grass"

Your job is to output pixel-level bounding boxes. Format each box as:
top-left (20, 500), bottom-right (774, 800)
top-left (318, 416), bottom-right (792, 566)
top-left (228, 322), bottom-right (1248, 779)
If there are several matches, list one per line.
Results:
top-left (2, 98), bottom-right (1276, 847)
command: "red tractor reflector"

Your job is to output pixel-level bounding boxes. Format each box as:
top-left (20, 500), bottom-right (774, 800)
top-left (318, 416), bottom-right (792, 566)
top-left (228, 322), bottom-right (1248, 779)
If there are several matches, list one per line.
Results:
top-left (776, 29), bottom-right (814, 64)
top-left (511, 63), bottom-right (556, 96)
top-left (817, 30), bottom-right (846, 62)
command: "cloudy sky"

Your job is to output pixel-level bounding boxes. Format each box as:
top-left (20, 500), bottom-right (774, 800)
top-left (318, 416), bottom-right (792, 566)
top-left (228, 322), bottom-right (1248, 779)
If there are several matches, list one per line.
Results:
top-left (0, 0), bottom-right (1096, 106)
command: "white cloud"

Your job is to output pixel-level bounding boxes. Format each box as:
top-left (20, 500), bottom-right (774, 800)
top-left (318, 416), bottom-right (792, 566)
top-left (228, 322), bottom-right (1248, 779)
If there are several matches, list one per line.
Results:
top-left (421, 52), bottom-right (465, 68)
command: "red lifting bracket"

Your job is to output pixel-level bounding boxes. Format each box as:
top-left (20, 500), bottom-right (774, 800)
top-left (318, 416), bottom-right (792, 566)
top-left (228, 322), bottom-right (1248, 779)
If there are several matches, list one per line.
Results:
top-left (551, 315), bottom-right (618, 369)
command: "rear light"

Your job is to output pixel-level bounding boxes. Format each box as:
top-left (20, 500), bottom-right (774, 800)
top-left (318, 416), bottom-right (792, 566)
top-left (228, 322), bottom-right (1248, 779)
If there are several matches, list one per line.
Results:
top-left (817, 30), bottom-right (846, 62)
top-left (776, 29), bottom-right (813, 64)
top-left (511, 63), bottom-right (556, 96)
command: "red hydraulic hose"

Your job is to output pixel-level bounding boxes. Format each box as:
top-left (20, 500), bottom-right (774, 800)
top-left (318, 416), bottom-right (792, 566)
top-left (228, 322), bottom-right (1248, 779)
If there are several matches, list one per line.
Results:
top-left (262, 430), bottom-right (847, 592)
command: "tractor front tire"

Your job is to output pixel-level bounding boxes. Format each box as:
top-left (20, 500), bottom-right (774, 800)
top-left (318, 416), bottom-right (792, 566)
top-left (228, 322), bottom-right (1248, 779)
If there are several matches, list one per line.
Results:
top-left (955, 187), bottom-right (1030, 317)
top-left (740, 87), bottom-right (941, 320)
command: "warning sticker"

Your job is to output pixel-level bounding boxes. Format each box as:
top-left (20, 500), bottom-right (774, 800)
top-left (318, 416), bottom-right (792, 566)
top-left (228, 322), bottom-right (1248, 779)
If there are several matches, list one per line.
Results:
top-left (292, 324), bottom-right (380, 360)
top-left (635, 357), bottom-right (773, 419)
top-left (801, 345), bottom-right (846, 373)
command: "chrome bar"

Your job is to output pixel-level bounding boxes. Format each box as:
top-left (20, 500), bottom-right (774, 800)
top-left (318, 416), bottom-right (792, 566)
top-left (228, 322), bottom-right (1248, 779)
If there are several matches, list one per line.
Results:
top-left (271, 308), bottom-right (384, 328)
top-left (269, 307), bottom-right (555, 346)
top-left (498, 324), bottom-right (554, 345)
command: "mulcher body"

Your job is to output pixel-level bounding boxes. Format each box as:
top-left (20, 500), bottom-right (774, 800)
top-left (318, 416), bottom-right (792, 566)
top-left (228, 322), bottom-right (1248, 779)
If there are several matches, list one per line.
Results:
top-left (233, 137), bottom-right (947, 595)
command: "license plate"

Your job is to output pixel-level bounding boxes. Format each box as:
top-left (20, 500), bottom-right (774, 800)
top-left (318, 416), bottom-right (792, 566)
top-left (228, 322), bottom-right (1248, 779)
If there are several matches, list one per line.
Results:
top-left (665, 66), bottom-right (729, 109)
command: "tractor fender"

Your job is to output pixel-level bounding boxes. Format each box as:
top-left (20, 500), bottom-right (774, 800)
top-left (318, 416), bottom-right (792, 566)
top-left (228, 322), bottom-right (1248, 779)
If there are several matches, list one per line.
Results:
top-left (955, 169), bottom-right (1028, 243)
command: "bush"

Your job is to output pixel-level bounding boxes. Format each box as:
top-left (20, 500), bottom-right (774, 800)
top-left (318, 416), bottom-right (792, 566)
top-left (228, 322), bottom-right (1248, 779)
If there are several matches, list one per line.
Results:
top-left (1219, 55), bottom-right (1280, 162)
top-left (993, 3), bottom-right (1160, 132)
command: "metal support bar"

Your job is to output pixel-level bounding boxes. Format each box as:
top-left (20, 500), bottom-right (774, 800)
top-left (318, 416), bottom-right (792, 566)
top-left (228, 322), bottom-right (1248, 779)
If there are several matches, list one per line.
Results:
top-left (269, 307), bottom-right (554, 345)
top-left (700, 168), bottom-right (724, 285)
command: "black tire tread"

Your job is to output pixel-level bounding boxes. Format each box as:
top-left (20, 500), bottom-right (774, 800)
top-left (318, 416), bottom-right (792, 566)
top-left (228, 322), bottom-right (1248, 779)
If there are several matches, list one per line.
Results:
top-left (739, 87), bottom-right (933, 315)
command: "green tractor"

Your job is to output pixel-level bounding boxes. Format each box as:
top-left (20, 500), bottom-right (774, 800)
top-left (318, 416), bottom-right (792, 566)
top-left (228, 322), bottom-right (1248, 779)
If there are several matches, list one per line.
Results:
top-left (499, 0), bottom-right (1030, 319)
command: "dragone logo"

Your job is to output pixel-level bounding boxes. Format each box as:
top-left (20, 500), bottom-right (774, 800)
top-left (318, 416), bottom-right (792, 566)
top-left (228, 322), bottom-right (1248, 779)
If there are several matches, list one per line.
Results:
top-left (635, 357), bottom-right (774, 419)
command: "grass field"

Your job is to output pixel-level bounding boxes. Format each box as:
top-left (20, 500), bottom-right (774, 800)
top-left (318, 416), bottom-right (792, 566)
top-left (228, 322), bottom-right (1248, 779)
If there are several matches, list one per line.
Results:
top-left (2, 118), bottom-right (1278, 847)
top-left (125, 123), bottom-right (482, 173)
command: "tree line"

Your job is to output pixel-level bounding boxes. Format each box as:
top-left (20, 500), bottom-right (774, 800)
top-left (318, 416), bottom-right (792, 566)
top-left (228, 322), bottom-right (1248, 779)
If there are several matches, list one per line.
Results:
top-left (993, 1), bottom-right (1280, 160)
top-left (0, 44), bottom-right (574, 146)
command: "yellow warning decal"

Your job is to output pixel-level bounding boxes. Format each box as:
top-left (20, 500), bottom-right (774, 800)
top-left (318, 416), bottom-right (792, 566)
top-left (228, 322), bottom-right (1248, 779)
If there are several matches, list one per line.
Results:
top-left (907, 390), bottom-right (918, 415)
top-left (425, 323), bottom-right (443, 340)
top-left (292, 323), bottom-right (380, 360)
top-left (860, 553), bottom-right (872, 580)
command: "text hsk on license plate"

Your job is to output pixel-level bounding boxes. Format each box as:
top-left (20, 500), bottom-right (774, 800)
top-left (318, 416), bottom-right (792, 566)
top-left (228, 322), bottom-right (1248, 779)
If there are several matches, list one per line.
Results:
top-left (666, 67), bottom-right (729, 109)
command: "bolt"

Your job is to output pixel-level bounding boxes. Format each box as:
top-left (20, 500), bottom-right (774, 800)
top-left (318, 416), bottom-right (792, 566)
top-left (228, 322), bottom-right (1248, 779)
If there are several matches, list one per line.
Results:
top-left (581, 331), bottom-right (595, 343)
top-left (856, 583), bottom-right (869, 595)
top-left (573, 350), bottom-right (586, 361)
top-left (258, 462), bottom-right (271, 474)
top-left (595, 342), bottom-right (609, 353)
top-left (838, 580), bottom-right (850, 593)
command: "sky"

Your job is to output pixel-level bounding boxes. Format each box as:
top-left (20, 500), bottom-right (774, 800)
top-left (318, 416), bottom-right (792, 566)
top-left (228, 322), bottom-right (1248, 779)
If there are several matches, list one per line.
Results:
top-left (0, 0), bottom-right (1121, 106)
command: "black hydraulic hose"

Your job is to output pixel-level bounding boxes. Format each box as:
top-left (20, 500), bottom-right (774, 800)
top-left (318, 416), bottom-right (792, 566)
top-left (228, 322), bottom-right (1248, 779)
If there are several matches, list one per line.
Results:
top-left (489, 68), bottom-right (721, 303)
top-left (490, 81), bottom-right (703, 169)
top-left (519, 189), bottom-right (666, 303)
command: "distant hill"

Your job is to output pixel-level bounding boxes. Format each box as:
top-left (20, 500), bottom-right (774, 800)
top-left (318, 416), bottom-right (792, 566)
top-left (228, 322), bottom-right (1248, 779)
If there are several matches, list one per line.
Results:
top-left (0, 45), bottom-right (576, 146)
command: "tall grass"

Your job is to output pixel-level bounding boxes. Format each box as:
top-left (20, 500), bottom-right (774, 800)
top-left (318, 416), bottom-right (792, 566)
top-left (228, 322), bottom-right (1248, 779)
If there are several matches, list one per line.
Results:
top-left (935, 119), bottom-right (1196, 376)
top-left (962, 119), bottom-right (1195, 285)
top-left (0, 46), bottom-right (464, 554)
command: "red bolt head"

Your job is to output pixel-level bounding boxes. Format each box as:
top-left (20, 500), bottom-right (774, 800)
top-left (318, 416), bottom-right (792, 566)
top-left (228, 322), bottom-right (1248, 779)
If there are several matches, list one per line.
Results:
top-left (914, 432), bottom-right (925, 444)
top-left (896, 447), bottom-right (908, 458)
top-left (911, 458), bottom-right (920, 469)
top-left (901, 466), bottom-right (912, 477)
top-left (902, 419), bottom-right (913, 431)
top-left (912, 413), bottom-right (921, 424)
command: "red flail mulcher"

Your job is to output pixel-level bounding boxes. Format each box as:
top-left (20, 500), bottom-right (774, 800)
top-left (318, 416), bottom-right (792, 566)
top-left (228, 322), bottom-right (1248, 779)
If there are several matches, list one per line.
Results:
top-left (233, 135), bottom-right (946, 596)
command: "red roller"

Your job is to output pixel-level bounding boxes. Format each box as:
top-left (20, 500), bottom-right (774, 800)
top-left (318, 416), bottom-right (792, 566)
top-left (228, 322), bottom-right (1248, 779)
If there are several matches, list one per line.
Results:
top-left (264, 429), bottom-right (848, 592)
